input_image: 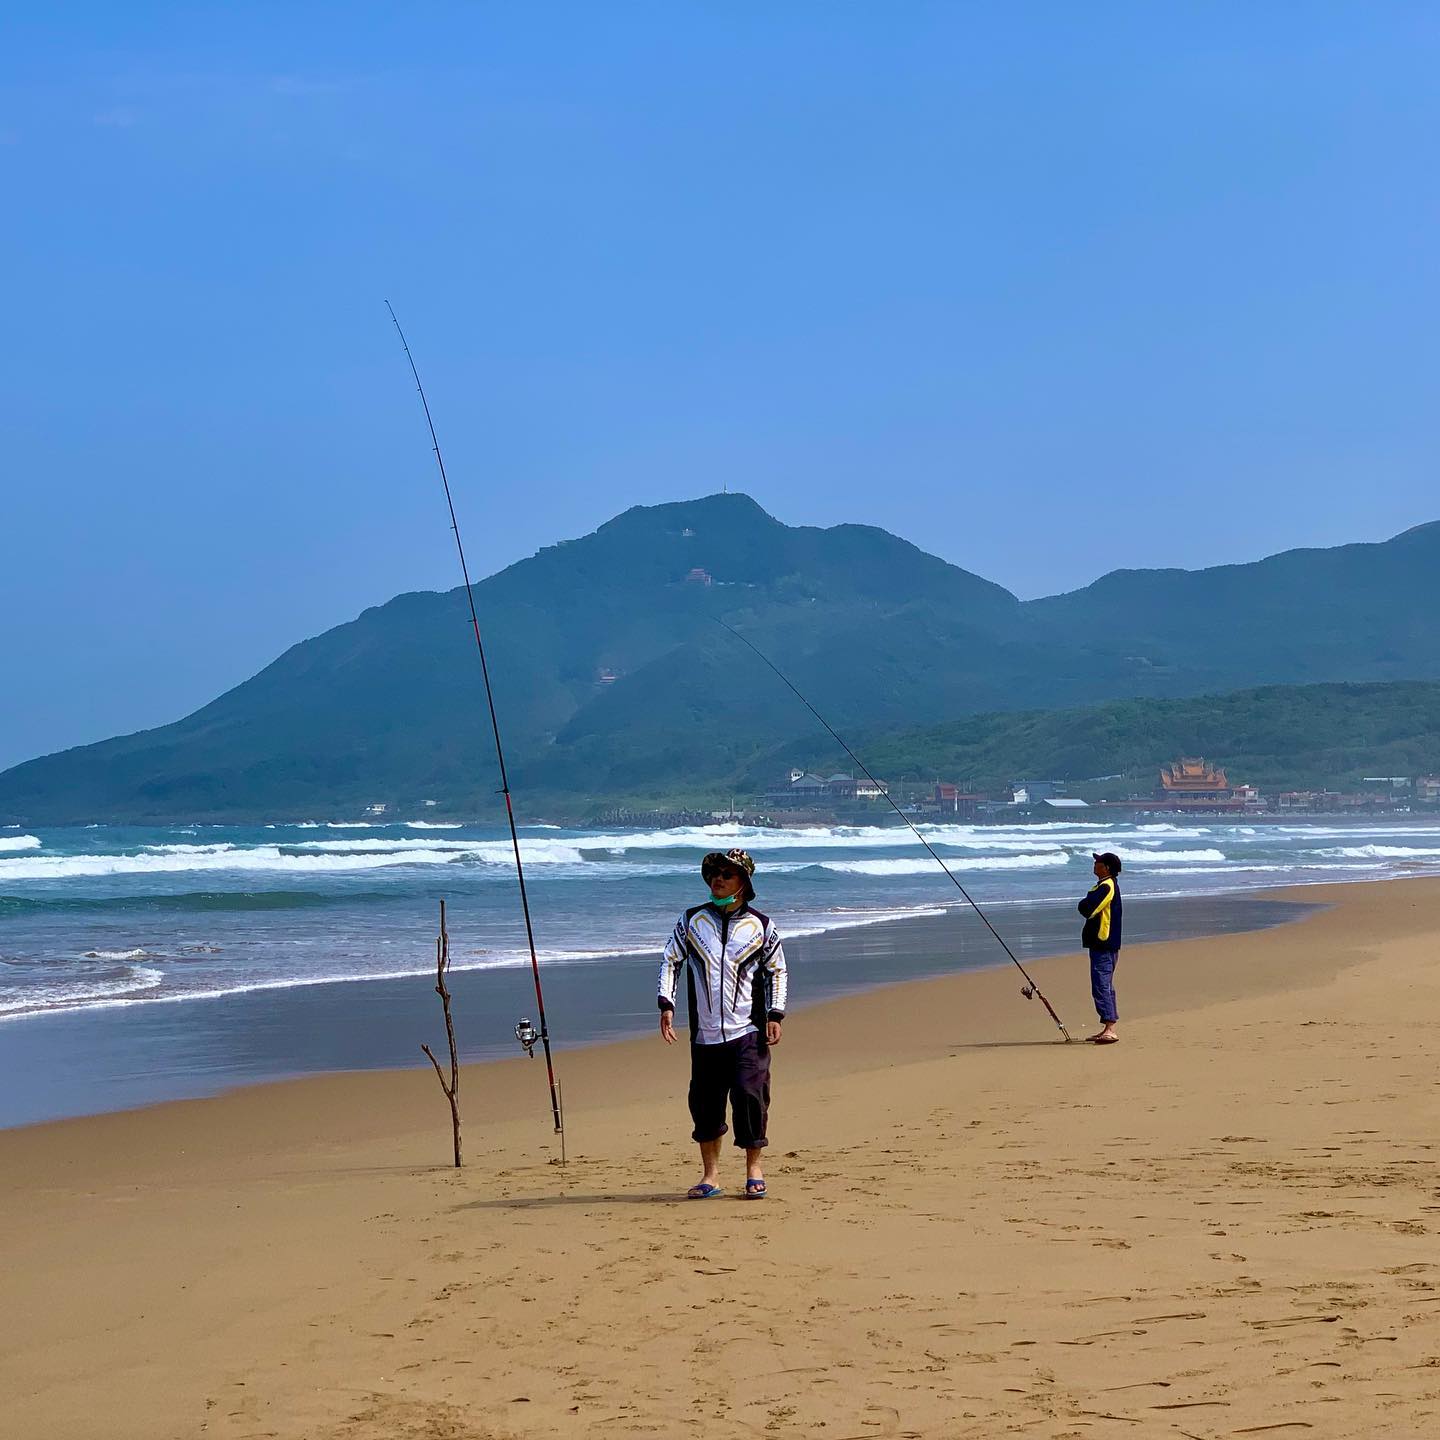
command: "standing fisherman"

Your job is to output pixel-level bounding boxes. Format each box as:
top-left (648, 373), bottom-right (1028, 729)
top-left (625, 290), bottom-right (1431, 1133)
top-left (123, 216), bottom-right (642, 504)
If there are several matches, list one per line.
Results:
top-left (659, 848), bottom-right (788, 1199)
top-left (1079, 851), bottom-right (1123, 1044)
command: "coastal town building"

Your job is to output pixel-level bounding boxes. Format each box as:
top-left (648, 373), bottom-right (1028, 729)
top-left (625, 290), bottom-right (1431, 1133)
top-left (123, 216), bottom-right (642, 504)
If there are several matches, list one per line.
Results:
top-left (1011, 780), bottom-right (1065, 805)
top-left (1150, 758), bottom-right (1260, 812)
top-left (763, 770), bottom-right (889, 808)
top-left (1157, 758), bottom-right (1232, 803)
top-left (930, 782), bottom-right (982, 818)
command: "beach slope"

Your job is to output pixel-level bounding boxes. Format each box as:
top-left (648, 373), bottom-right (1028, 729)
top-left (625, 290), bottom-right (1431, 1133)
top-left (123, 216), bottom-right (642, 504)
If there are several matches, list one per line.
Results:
top-left (2, 878), bottom-right (1438, 1437)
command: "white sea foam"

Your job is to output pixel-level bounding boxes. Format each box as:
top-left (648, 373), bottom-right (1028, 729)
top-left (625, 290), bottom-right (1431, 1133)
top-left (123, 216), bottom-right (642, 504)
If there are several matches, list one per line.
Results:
top-left (1317, 844), bottom-right (1440, 860)
top-left (584, 820), bottom-right (1248, 858)
top-left (0, 846), bottom-right (475, 880)
top-left (143, 842), bottom-right (240, 855)
top-left (0, 964), bottom-right (164, 1018)
top-left (820, 853), bottom-right (1068, 876)
top-left (1122, 848), bottom-right (1227, 864)
top-left (405, 821), bottom-right (464, 830)
top-left (290, 837), bottom-right (587, 863)
top-left (82, 948), bottom-right (152, 960)
top-left (0, 835), bottom-right (41, 853)
top-left (1139, 864), bottom-right (1295, 877)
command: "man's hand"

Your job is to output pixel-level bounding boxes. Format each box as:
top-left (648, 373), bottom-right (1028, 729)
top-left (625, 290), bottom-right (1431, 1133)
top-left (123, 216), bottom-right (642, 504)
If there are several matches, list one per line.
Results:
top-left (766, 1019), bottom-right (783, 1046)
top-left (660, 1010), bottom-right (677, 1045)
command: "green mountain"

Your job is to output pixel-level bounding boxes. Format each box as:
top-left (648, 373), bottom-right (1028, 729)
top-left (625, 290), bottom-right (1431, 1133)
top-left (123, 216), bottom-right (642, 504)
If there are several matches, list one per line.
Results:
top-left (2, 495), bottom-right (1438, 823)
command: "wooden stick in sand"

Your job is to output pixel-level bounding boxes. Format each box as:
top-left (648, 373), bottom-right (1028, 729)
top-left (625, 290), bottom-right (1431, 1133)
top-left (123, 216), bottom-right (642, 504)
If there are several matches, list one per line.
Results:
top-left (420, 899), bottom-right (463, 1167)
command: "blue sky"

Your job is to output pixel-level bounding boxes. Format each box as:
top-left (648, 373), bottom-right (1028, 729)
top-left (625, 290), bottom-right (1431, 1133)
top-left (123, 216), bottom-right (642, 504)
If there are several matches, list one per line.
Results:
top-left (3, 3), bottom-right (1438, 768)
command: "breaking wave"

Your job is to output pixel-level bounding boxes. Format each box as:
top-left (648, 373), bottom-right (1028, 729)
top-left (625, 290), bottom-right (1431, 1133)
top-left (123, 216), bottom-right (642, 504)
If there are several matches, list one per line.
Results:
top-left (0, 962), bottom-right (165, 1018)
top-left (819, 852), bottom-right (1069, 877)
top-left (0, 835), bottom-right (40, 853)
top-left (1317, 844), bottom-right (1440, 860)
top-left (1122, 848), bottom-right (1227, 864)
top-left (0, 846), bottom-right (473, 880)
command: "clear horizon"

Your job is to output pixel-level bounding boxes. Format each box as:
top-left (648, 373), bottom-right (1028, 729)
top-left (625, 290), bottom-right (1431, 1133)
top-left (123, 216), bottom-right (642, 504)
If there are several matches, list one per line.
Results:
top-left (4, 4), bottom-right (1438, 768)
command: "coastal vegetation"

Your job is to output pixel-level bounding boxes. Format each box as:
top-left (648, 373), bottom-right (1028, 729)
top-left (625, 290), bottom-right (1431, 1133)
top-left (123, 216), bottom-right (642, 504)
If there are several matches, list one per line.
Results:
top-left (760, 681), bottom-right (1440, 800)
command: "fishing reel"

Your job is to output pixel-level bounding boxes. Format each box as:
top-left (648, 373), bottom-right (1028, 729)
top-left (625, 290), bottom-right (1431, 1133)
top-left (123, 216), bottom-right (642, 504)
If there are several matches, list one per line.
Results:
top-left (1020, 984), bottom-right (1035, 1000)
top-left (514, 1016), bottom-right (540, 1057)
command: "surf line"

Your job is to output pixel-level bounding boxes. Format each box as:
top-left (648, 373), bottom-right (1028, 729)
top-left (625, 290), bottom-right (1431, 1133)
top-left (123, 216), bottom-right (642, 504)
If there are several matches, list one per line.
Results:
top-left (386, 302), bottom-right (565, 1135)
top-left (716, 619), bottom-right (1073, 1042)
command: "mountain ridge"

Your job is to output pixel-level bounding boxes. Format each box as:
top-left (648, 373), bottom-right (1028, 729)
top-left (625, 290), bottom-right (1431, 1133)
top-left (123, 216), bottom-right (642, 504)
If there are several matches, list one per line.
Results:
top-left (2, 493), bottom-right (1437, 823)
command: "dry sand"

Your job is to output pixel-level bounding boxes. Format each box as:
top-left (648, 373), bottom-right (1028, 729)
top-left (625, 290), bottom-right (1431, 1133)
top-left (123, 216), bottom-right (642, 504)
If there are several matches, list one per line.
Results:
top-left (2, 877), bottom-right (1438, 1439)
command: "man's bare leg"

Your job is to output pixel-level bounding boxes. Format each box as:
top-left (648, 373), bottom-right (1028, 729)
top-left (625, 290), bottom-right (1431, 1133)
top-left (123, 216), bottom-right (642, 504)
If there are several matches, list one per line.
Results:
top-left (696, 1137), bottom-right (723, 1187)
top-left (746, 1147), bottom-right (765, 1186)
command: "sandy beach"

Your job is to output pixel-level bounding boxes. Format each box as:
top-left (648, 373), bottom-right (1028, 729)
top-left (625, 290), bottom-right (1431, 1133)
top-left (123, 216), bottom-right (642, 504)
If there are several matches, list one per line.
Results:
top-left (3, 876), bottom-right (1438, 1438)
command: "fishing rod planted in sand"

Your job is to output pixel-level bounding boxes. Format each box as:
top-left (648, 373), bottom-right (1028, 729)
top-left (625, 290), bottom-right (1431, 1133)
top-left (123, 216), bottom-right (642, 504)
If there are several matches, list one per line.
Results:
top-left (386, 301), bottom-right (566, 1135)
top-left (715, 619), bottom-right (1073, 1042)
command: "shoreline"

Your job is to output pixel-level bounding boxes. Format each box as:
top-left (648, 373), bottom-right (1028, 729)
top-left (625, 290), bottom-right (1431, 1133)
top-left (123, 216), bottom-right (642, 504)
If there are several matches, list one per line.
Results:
top-left (0, 884), bottom-right (1318, 1130)
top-left (2, 874), bottom-right (1438, 1438)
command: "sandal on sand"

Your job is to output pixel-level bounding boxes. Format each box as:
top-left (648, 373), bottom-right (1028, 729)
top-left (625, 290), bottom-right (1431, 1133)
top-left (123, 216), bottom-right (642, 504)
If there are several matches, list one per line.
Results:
top-left (744, 1178), bottom-right (767, 1199)
top-left (1092, 1034), bottom-right (1119, 1045)
top-left (687, 1182), bottom-right (724, 1200)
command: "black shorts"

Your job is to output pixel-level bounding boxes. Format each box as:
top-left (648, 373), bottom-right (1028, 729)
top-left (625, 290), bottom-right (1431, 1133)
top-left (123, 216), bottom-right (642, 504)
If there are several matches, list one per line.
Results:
top-left (688, 1032), bottom-right (771, 1149)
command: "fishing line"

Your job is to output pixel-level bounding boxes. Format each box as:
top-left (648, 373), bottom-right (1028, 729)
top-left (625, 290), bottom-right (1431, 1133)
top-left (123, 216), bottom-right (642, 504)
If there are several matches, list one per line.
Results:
top-left (386, 302), bottom-right (566, 1133)
top-left (715, 619), bottom-right (1072, 1041)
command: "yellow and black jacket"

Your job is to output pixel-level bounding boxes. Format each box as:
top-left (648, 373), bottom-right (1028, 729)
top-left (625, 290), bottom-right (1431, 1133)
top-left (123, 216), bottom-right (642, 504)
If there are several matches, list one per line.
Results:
top-left (1078, 876), bottom-right (1122, 952)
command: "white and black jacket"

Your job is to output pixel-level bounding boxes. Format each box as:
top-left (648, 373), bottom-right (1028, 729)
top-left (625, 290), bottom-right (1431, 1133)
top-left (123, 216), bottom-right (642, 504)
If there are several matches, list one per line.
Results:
top-left (658, 901), bottom-right (789, 1045)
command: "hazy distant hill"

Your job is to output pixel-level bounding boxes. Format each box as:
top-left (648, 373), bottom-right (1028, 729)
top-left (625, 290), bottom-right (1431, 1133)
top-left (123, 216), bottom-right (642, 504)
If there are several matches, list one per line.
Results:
top-left (1028, 520), bottom-right (1440, 690)
top-left (2, 495), bottom-right (1438, 823)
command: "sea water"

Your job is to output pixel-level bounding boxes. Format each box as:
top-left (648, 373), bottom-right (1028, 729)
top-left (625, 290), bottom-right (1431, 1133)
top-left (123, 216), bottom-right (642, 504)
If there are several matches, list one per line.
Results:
top-left (3, 815), bottom-right (1437, 1025)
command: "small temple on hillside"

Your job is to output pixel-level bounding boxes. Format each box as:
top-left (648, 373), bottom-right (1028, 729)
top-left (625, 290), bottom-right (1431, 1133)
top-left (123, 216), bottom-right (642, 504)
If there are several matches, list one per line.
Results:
top-left (1156, 757), bottom-right (1239, 808)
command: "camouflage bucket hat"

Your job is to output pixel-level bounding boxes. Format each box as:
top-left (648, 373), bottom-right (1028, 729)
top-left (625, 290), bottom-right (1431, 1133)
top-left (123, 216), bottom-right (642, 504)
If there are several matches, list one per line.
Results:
top-left (701, 847), bottom-right (756, 901)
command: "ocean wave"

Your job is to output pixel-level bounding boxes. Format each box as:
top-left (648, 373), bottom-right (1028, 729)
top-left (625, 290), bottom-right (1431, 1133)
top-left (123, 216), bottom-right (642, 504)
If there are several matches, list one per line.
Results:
top-left (582, 820), bottom-right (1244, 856)
top-left (0, 835), bottom-right (40, 853)
top-left (0, 846), bottom-right (475, 880)
top-left (143, 842), bottom-right (241, 855)
top-left (1123, 848), bottom-right (1227, 864)
top-left (1137, 864), bottom-right (1295, 876)
top-left (818, 853), bottom-right (1068, 877)
top-left (287, 837), bottom-right (587, 863)
top-left (405, 821), bottom-right (464, 830)
top-left (0, 889), bottom-right (377, 915)
top-left (1315, 844), bottom-right (1440, 860)
top-left (0, 963), bottom-right (165, 1018)
top-left (82, 948), bottom-right (152, 960)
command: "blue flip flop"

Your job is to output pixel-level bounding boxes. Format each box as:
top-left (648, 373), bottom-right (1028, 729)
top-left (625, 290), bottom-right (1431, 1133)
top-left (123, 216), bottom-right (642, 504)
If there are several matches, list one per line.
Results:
top-left (687, 1182), bottom-right (724, 1200)
top-left (744, 1178), bottom-right (767, 1200)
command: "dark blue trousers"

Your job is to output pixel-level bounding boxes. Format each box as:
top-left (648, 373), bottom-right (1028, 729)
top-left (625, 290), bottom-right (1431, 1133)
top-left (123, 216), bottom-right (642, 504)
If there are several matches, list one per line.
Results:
top-left (688, 1032), bottom-right (771, 1148)
top-left (1089, 948), bottom-right (1120, 1024)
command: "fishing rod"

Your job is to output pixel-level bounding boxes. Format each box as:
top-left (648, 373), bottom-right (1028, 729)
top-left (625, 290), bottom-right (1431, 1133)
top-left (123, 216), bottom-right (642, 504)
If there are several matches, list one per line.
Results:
top-left (386, 301), bottom-right (565, 1134)
top-left (716, 619), bottom-right (1072, 1041)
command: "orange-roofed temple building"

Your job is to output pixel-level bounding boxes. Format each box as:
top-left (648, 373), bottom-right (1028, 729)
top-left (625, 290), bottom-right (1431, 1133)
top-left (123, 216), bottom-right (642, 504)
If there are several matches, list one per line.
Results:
top-left (1155, 758), bottom-right (1254, 812)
